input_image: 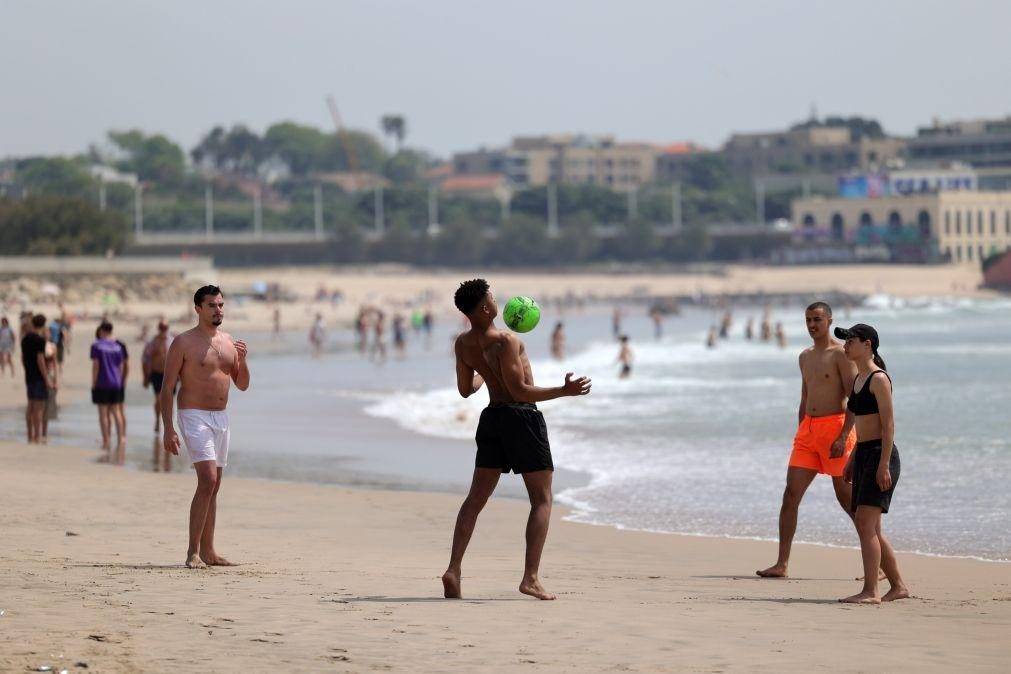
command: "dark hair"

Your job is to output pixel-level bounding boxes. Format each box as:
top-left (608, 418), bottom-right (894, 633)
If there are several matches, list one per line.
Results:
top-left (31, 314), bottom-right (46, 329)
top-left (454, 279), bottom-right (489, 315)
top-left (194, 285), bottom-right (223, 307)
top-left (806, 301), bottom-right (832, 317)
top-left (873, 350), bottom-right (887, 371)
top-left (96, 321), bottom-right (113, 338)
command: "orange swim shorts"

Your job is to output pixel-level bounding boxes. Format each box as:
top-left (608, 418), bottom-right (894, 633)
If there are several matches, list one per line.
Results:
top-left (788, 413), bottom-right (855, 477)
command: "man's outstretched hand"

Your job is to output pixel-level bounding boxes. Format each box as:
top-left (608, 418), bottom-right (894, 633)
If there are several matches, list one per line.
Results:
top-left (563, 372), bottom-right (592, 396)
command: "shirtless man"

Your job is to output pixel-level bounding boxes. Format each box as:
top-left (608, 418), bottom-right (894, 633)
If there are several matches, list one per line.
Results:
top-left (757, 301), bottom-right (857, 578)
top-left (161, 286), bottom-right (250, 569)
top-left (442, 279), bottom-right (591, 600)
top-left (143, 321), bottom-right (173, 432)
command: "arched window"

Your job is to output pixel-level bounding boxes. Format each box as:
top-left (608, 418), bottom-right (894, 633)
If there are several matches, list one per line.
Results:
top-left (978, 211), bottom-right (984, 235)
top-left (979, 245), bottom-right (985, 260)
top-left (968, 246), bottom-right (974, 261)
top-left (991, 210), bottom-right (997, 235)
top-left (944, 246), bottom-right (951, 260)
top-left (944, 210), bottom-right (950, 235)
top-left (956, 245), bottom-right (962, 262)
top-left (802, 214), bottom-right (816, 228)
top-left (887, 211), bottom-right (903, 238)
top-left (917, 210), bottom-right (931, 239)
top-left (831, 213), bottom-right (845, 241)
top-left (859, 212), bottom-right (873, 228)
top-left (956, 211), bottom-right (962, 234)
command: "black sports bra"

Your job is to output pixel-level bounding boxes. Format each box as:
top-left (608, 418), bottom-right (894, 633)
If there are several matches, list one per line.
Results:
top-left (848, 370), bottom-right (892, 416)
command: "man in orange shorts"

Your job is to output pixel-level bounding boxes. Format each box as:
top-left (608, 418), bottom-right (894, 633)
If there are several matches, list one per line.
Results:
top-left (757, 302), bottom-right (857, 578)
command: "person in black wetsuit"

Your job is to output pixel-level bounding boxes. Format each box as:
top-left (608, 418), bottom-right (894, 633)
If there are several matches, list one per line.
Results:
top-left (836, 323), bottom-right (910, 604)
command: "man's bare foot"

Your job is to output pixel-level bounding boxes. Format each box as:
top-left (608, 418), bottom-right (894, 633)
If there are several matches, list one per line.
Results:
top-left (442, 569), bottom-right (461, 599)
top-left (185, 553), bottom-right (207, 569)
top-left (882, 585), bottom-right (910, 602)
top-left (200, 555), bottom-right (237, 566)
top-left (839, 591), bottom-right (880, 604)
top-left (756, 564), bottom-right (788, 578)
top-left (519, 578), bottom-right (556, 600)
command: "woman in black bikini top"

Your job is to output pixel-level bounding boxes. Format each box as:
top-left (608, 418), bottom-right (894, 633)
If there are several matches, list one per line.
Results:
top-left (834, 323), bottom-right (909, 605)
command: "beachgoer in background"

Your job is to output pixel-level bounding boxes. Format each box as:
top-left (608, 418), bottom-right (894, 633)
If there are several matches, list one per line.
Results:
top-left (42, 327), bottom-right (60, 440)
top-left (836, 323), bottom-right (909, 604)
top-left (745, 317), bottom-right (754, 340)
top-left (372, 310), bottom-right (387, 363)
top-left (650, 307), bottom-right (663, 340)
top-left (550, 322), bottom-right (565, 360)
top-left (161, 285), bottom-right (250, 569)
top-left (719, 311), bottom-right (732, 339)
top-left (617, 335), bottom-right (633, 379)
top-left (22, 314), bottom-right (53, 443)
top-left (0, 316), bottom-right (15, 377)
top-left (116, 334), bottom-right (130, 446)
top-left (272, 307), bottom-right (281, 341)
top-left (442, 279), bottom-right (591, 601)
top-left (775, 322), bottom-right (786, 348)
top-left (309, 313), bottom-right (326, 356)
top-left (392, 313), bottom-right (407, 357)
top-left (612, 307), bottom-right (622, 339)
top-left (706, 326), bottom-right (717, 349)
top-left (758, 302), bottom-right (857, 579)
top-left (143, 321), bottom-right (174, 432)
top-left (91, 321), bottom-right (126, 453)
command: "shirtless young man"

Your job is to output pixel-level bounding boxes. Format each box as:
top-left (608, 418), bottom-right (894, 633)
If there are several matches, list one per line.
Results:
top-left (442, 279), bottom-right (591, 600)
top-left (161, 286), bottom-right (250, 569)
top-left (143, 321), bottom-right (173, 432)
top-left (757, 301), bottom-right (858, 578)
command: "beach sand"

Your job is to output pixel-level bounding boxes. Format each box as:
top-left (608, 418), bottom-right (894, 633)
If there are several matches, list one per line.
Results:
top-left (2, 309), bottom-right (1010, 673)
top-left (3, 262), bottom-right (992, 338)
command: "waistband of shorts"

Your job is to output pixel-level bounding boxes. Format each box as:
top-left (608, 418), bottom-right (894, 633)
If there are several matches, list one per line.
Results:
top-left (487, 402), bottom-right (538, 411)
top-left (802, 412), bottom-right (847, 424)
top-left (856, 439), bottom-right (888, 450)
top-left (178, 408), bottom-right (229, 419)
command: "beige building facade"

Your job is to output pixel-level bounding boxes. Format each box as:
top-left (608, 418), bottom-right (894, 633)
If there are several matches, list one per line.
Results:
top-left (792, 191), bottom-right (1011, 263)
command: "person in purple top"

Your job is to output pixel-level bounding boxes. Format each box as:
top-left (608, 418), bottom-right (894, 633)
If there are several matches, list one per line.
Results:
top-left (91, 321), bottom-right (126, 453)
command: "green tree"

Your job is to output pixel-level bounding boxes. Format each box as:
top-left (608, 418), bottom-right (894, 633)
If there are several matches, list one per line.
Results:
top-left (15, 157), bottom-right (96, 200)
top-left (108, 130), bottom-right (186, 185)
top-left (380, 115), bottom-right (407, 152)
top-left (0, 196), bottom-right (127, 255)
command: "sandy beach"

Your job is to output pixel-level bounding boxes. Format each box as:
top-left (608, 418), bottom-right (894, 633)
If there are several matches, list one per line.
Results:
top-left (2, 262), bottom-right (992, 337)
top-left (2, 282), bottom-right (1010, 673)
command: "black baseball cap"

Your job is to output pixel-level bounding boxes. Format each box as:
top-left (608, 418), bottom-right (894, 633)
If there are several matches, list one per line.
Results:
top-left (834, 323), bottom-right (879, 350)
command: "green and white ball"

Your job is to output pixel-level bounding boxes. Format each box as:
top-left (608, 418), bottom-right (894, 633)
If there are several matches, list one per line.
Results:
top-left (503, 296), bottom-right (541, 333)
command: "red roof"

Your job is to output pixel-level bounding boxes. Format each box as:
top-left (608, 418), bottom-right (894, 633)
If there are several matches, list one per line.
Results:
top-left (658, 142), bottom-right (700, 155)
top-left (440, 174), bottom-right (506, 192)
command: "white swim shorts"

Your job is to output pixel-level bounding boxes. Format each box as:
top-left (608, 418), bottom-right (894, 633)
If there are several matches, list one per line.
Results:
top-left (177, 409), bottom-right (230, 467)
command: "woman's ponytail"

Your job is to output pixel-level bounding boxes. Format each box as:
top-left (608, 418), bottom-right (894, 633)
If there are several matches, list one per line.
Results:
top-left (873, 350), bottom-right (887, 371)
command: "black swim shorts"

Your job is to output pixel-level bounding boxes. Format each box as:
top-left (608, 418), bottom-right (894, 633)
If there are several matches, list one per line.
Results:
top-left (92, 388), bottom-right (119, 405)
top-left (26, 380), bottom-right (49, 401)
top-left (475, 402), bottom-right (553, 474)
top-left (850, 440), bottom-right (901, 514)
top-left (150, 371), bottom-right (164, 394)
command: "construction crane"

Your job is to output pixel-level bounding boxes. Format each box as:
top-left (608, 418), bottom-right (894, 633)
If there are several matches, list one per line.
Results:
top-left (325, 95), bottom-right (362, 191)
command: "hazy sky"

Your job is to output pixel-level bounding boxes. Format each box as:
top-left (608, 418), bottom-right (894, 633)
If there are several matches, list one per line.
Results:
top-left (2, 0), bottom-right (1010, 161)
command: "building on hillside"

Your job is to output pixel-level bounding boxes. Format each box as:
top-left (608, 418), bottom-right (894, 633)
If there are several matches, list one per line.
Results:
top-left (654, 142), bottom-right (709, 183)
top-left (451, 134), bottom-right (661, 192)
top-left (722, 126), bottom-right (905, 176)
top-left (907, 116), bottom-right (1011, 190)
top-left (315, 171), bottom-right (390, 193)
top-left (439, 174), bottom-right (512, 203)
top-left (88, 165), bottom-right (138, 188)
top-left (792, 190), bottom-right (1011, 264)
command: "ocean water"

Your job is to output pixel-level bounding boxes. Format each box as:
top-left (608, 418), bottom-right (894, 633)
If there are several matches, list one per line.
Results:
top-left (362, 297), bottom-right (1011, 562)
top-left (4, 295), bottom-right (1010, 561)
